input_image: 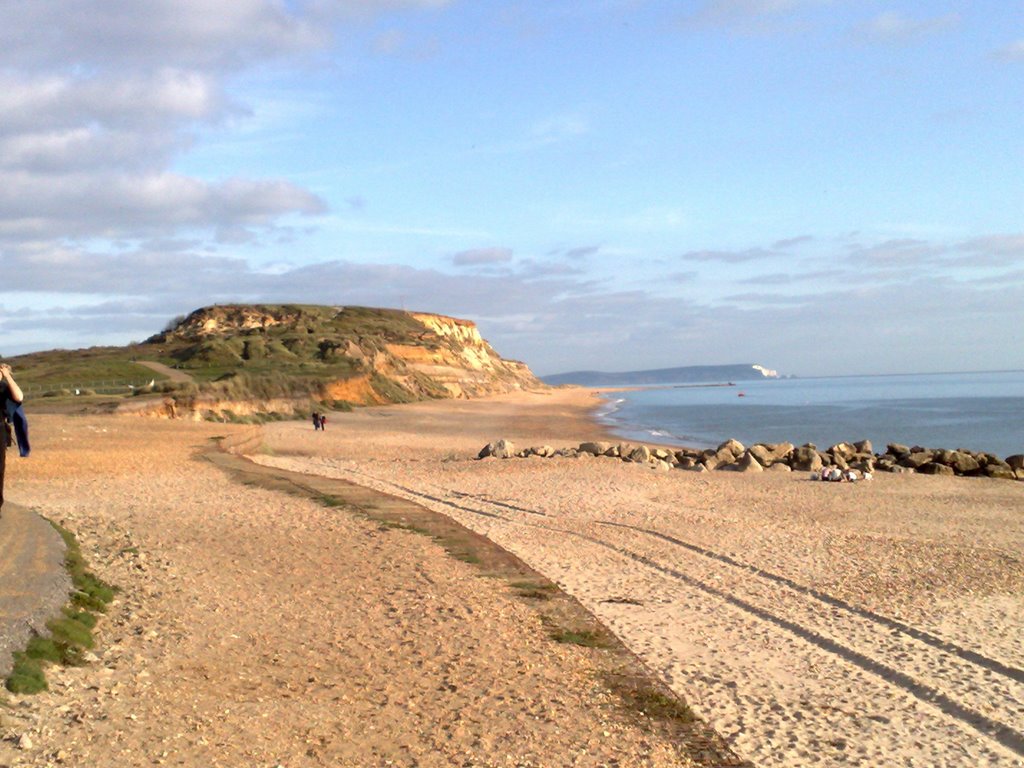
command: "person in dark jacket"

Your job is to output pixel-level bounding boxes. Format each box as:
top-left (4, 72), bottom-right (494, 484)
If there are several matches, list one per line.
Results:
top-left (0, 362), bottom-right (25, 514)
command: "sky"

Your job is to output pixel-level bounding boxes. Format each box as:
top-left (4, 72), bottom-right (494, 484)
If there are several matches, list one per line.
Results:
top-left (1, 0), bottom-right (1022, 377)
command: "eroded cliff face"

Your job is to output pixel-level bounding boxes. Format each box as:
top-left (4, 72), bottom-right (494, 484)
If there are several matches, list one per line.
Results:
top-left (390, 312), bottom-right (538, 398)
top-left (146, 304), bottom-right (543, 411)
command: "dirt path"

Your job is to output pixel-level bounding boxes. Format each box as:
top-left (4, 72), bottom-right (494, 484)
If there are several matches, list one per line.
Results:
top-left (0, 502), bottom-right (70, 679)
top-left (134, 360), bottom-right (194, 383)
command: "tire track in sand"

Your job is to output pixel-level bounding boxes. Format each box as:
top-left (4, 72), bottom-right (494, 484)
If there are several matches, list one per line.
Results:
top-left (264, 461), bottom-right (1024, 766)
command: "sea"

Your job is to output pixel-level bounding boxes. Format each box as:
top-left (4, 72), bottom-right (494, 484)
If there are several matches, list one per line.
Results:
top-left (595, 370), bottom-right (1024, 459)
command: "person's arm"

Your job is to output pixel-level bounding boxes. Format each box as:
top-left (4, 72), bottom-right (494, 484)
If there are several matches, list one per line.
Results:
top-left (0, 364), bottom-right (24, 403)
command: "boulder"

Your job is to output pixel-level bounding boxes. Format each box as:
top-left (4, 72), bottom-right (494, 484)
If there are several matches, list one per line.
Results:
top-left (887, 443), bottom-right (911, 458)
top-left (717, 439), bottom-right (746, 459)
top-left (652, 448), bottom-right (672, 461)
top-left (853, 439), bottom-right (873, 454)
top-left (946, 451), bottom-right (980, 475)
top-left (748, 444), bottom-right (774, 466)
top-left (735, 451), bottom-right (764, 473)
top-left (578, 441), bottom-right (610, 456)
top-left (677, 456), bottom-right (699, 470)
top-left (627, 445), bottom-right (652, 464)
top-left (899, 451), bottom-right (935, 469)
top-left (479, 439), bottom-right (515, 459)
top-left (984, 464), bottom-right (1016, 480)
top-left (979, 453), bottom-right (1011, 470)
top-left (828, 442), bottom-right (857, 461)
top-left (790, 446), bottom-right (823, 472)
top-left (918, 462), bottom-right (954, 476)
top-left (766, 462), bottom-right (792, 473)
top-left (703, 454), bottom-right (723, 471)
top-left (650, 459), bottom-right (672, 472)
top-left (1007, 454), bottom-right (1024, 471)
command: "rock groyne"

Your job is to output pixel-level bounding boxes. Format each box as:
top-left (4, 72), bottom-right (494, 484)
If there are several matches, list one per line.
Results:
top-left (479, 438), bottom-right (1024, 480)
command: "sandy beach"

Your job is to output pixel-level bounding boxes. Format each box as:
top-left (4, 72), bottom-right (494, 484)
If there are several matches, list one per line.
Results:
top-left (250, 388), bottom-right (1024, 767)
top-left (2, 388), bottom-right (1023, 766)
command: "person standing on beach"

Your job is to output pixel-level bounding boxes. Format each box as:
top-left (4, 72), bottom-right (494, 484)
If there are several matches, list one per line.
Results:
top-left (312, 411), bottom-right (321, 431)
top-left (0, 362), bottom-right (25, 514)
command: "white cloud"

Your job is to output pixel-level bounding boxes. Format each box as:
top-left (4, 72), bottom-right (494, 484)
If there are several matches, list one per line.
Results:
top-left (681, 0), bottom-right (829, 33)
top-left (994, 39), bottom-right (1024, 62)
top-left (853, 11), bottom-right (960, 44)
top-left (452, 247), bottom-right (515, 266)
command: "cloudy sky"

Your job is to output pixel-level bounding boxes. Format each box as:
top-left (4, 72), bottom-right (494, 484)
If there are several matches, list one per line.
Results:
top-left (1, 1), bottom-right (1022, 376)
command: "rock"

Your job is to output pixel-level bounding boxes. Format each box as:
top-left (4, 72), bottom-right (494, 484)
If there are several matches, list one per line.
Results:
top-left (627, 445), bottom-right (651, 463)
top-left (650, 459), bottom-right (672, 472)
top-left (748, 444), bottom-right (774, 466)
top-left (18, 733), bottom-right (33, 750)
top-left (703, 454), bottom-right (723, 471)
top-left (890, 465), bottom-right (915, 474)
top-left (829, 442), bottom-right (857, 461)
top-left (918, 462), bottom-right (954, 476)
top-left (478, 439), bottom-right (515, 459)
top-left (603, 445), bottom-right (621, 457)
top-left (578, 441), bottom-right (610, 456)
top-left (854, 439), bottom-right (873, 454)
top-left (717, 438), bottom-right (746, 459)
top-left (790, 446), bottom-right (823, 472)
top-left (899, 451), bottom-right (934, 469)
top-left (766, 462), bottom-right (792, 472)
top-left (887, 443), bottom-right (911, 458)
top-left (1006, 454), bottom-right (1024, 471)
top-left (946, 451), bottom-right (980, 475)
top-left (652, 448), bottom-right (672, 461)
top-left (677, 457), bottom-right (699, 470)
top-left (984, 464), bottom-right (1016, 480)
top-left (735, 451), bottom-right (764, 473)
top-left (979, 453), bottom-right (1011, 470)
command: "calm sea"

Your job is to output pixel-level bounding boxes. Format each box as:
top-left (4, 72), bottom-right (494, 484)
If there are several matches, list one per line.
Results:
top-left (596, 370), bottom-right (1024, 459)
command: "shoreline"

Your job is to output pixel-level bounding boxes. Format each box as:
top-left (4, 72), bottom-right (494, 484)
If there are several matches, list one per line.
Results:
top-left (585, 377), bottom-right (1024, 466)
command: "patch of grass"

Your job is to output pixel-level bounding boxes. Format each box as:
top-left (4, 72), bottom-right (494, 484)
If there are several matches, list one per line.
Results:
top-left (603, 672), bottom-right (697, 724)
top-left (510, 580), bottom-right (559, 601)
top-left (6, 655), bottom-right (47, 695)
top-left (549, 628), bottom-right (612, 648)
top-left (5, 521), bottom-right (115, 694)
top-left (24, 636), bottom-right (62, 664)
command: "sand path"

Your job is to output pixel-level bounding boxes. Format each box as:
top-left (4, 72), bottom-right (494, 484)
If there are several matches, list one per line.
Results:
top-left (254, 389), bottom-right (1024, 767)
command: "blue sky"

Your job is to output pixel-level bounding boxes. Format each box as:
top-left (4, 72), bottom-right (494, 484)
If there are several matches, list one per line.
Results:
top-left (1, 1), bottom-right (1022, 376)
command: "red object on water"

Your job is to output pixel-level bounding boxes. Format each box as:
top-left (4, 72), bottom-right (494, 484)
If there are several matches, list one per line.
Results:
top-left (738, 392), bottom-right (745, 397)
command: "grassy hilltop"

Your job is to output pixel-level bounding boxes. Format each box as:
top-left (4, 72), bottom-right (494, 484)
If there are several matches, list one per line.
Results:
top-left (6, 304), bottom-right (541, 418)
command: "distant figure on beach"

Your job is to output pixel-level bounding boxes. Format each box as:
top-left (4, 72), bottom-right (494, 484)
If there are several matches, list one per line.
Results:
top-left (312, 411), bottom-right (321, 431)
top-left (0, 362), bottom-right (25, 515)
top-left (319, 414), bottom-right (327, 431)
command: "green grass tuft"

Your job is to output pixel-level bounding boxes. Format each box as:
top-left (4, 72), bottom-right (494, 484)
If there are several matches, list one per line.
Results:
top-left (6, 655), bottom-right (47, 694)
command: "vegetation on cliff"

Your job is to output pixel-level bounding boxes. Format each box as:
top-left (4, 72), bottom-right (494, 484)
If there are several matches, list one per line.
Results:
top-left (5, 304), bottom-right (542, 417)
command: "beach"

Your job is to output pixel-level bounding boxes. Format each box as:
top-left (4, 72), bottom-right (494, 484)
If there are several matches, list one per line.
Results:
top-left (2, 388), bottom-right (1023, 766)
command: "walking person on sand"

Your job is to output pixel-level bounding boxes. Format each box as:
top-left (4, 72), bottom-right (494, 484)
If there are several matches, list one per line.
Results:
top-left (0, 362), bottom-right (25, 515)
top-left (312, 411), bottom-right (321, 431)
